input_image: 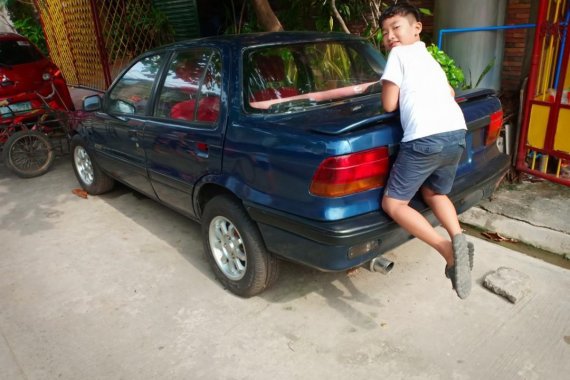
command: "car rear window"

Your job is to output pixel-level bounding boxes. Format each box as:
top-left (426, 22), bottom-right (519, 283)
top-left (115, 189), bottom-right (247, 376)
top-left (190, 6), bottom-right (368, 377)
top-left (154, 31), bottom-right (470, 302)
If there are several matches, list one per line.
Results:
top-left (0, 39), bottom-right (44, 65)
top-left (244, 40), bottom-right (385, 114)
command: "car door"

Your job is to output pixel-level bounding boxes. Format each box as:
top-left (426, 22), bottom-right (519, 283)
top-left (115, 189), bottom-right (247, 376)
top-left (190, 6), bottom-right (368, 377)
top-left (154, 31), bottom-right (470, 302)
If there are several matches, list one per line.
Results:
top-left (90, 53), bottom-right (167, 197)
top-left (143, 47), bottom-right (225, 217)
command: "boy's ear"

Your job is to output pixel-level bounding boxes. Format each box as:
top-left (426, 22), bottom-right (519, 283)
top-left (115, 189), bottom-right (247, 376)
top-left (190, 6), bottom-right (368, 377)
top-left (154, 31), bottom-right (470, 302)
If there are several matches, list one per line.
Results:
top-left (414, 21), bottom-right (423, 36)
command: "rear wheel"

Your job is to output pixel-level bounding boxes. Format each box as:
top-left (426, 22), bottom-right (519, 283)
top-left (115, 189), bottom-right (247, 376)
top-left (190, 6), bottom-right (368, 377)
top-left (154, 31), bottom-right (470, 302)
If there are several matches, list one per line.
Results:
top-left (3, 130), bottom-right (55, 178)
top-left (71, 135), bottom-right (114, 194)
top-left (201, 195), bottom-right (279, 297)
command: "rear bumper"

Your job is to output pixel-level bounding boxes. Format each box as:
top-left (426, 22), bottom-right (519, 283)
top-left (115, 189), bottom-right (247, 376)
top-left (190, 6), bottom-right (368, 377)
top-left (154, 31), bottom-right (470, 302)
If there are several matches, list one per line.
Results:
top-left (246, 153), bottom-right (511, 271)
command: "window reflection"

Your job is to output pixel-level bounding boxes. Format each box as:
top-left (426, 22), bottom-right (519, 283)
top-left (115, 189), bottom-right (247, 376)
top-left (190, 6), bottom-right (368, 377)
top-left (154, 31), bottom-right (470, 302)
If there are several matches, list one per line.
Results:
top-left (156, 49), bottom-right (222, 123)
top-left (108, 54), bottom-right (164, 115)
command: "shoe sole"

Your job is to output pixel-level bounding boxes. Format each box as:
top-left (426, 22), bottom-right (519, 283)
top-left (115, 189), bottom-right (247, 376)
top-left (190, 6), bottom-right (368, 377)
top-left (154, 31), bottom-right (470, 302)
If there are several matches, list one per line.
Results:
top-left (453, 234), bottom-right (472, 299)
top-left (468, 241), bottom-right (474, 270)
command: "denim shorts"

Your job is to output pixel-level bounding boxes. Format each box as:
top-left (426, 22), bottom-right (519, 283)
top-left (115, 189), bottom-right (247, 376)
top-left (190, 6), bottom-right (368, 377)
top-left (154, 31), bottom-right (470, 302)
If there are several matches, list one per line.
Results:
top-left (384, 130), bottom-right (466, 201)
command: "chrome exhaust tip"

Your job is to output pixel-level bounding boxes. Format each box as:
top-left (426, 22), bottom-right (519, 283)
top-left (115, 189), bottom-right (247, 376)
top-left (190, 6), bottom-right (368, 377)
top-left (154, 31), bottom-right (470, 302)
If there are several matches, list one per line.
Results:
top-left (369, 256), bottom-right (394, 274)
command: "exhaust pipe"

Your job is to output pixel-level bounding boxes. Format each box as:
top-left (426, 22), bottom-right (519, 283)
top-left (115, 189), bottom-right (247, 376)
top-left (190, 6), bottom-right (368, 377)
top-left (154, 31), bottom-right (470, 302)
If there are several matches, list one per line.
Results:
top-left (369, 256), bottom-right (394, 274)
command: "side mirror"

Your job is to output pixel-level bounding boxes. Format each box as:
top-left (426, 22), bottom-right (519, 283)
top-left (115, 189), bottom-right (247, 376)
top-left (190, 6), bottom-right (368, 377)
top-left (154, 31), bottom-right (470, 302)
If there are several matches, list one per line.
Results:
top-left (83, 95), bottom-right (102, 112)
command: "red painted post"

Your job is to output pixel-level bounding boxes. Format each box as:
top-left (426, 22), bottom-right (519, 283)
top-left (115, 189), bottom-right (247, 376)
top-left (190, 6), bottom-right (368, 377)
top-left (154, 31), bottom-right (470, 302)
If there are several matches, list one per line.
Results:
top-left (516, 0), bottom-right (549, 170)
top-left (89, 0), bottom-right (112, 88)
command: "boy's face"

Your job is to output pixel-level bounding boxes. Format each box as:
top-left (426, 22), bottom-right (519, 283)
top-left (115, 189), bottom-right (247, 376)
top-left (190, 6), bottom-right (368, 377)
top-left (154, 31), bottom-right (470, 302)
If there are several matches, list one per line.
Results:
top-left (381, 14), bottom-right (422, 50)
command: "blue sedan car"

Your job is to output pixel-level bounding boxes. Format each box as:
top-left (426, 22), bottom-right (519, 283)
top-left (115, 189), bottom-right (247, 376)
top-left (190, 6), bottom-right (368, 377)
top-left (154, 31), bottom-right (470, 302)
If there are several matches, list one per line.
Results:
top-left (70, 32), bottom-right (509, 297)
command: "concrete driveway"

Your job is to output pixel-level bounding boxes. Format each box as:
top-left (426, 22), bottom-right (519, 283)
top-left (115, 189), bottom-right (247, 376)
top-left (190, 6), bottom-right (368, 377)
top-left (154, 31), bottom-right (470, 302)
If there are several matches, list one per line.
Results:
top-left (1, 157), bottom-right (569, 380)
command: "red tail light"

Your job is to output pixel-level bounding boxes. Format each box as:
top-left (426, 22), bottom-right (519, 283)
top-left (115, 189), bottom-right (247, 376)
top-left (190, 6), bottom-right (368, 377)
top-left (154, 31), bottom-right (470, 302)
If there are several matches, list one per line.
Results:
top-left (485, 110), bottom-right (503, 146)
top-left (310, 147), bottom-right (389, 197)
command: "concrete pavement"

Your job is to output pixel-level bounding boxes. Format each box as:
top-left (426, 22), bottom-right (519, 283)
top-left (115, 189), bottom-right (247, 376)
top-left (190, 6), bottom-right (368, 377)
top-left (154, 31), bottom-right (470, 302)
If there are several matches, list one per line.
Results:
top-left (1, 158), bottom-right (569, 379)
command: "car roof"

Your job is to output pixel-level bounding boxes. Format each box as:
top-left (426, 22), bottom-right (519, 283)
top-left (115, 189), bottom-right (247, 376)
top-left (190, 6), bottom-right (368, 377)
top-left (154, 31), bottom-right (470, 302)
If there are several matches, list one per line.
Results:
top-left (0, 32), bottom-right (29, 41)
top-left (159, 31), bottom-right (365, 51)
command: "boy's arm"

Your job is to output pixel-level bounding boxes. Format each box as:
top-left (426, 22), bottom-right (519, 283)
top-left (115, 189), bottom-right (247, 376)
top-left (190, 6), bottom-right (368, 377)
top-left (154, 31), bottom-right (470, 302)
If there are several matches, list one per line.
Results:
top-left (381, 80), bottom-right (400, 112)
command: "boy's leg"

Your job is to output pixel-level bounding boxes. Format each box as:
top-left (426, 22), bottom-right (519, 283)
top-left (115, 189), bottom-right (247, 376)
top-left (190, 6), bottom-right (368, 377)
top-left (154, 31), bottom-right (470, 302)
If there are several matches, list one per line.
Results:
top-left (420, 186), bottom-right (462, 238)
top-left (382, 196), bottom-right (454, 266)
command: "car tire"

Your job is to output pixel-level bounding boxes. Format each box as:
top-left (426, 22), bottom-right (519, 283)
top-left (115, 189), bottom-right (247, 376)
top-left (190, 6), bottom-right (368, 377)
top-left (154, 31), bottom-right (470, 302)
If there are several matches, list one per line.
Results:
top-left (71, 135), bottom-right (114, 194)
top-left (3, 130), bottom-right (55, 178)
top-left (201, 195), bottom-right (280, 297)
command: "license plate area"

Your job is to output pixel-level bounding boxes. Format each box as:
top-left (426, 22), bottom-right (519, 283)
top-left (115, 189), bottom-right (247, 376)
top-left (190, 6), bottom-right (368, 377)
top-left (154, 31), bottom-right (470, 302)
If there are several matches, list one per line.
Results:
top-left (0, 101), bottom-right (32, 117)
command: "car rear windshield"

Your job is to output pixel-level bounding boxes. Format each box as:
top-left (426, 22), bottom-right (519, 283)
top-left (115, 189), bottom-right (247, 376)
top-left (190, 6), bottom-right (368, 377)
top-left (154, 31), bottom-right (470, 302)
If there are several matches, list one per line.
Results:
top-left (244, 40), bottom-right (385, 114)
top-left (0, 39), bottom-right (43, 65)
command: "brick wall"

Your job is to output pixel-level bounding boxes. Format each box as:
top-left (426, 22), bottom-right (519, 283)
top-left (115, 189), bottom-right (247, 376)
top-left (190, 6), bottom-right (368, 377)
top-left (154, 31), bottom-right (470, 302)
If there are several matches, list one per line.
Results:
top-left (502, 0), bottom-right (533, 92)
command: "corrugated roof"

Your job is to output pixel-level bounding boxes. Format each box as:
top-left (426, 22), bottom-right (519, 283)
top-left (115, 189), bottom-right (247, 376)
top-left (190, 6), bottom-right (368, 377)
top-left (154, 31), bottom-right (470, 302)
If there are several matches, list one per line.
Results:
top-left (152, 0), bottom-right (200, 41)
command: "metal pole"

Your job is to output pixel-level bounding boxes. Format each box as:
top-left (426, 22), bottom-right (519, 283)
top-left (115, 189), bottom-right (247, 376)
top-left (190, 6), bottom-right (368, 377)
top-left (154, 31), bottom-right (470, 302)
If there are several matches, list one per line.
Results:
top-left (89, 0), bottom-right (112, 89)
top-left (437, 24), bottom-right (537, 50)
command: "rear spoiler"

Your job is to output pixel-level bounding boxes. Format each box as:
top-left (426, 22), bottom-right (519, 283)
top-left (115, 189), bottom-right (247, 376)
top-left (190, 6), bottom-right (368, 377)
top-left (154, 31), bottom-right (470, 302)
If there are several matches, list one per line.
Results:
top-left (310, 113), bottom-right (399, 135)
top-left (454, 88), bottom-right (496, 103)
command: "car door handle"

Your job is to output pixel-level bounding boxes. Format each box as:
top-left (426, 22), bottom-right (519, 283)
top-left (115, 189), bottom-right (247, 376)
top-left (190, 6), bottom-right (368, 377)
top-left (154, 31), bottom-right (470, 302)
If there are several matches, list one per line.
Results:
top-left (128, 129), bottom-right (141, 138)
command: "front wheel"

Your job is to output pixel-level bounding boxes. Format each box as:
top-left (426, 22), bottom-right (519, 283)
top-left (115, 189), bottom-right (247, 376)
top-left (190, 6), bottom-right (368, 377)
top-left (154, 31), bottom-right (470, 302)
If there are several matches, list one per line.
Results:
top-left (71, 135), bottom-right (114, 194)
top-left (2, 130), bottom-right (55, 178)
top-left (201, 195), bottom-right (279, 297)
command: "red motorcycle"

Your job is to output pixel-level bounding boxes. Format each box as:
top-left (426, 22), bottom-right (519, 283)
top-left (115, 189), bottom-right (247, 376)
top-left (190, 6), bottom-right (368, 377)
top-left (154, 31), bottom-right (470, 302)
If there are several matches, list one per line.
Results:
top-left (0, 70), bottom-right (75, 178)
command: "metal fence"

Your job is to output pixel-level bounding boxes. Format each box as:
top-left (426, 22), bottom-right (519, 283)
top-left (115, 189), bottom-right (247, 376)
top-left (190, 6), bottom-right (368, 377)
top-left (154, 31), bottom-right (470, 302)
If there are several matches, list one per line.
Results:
top-left (517, 0), bottom-right (570, 186)
top-left (35, 0), bottom-right (175, 91)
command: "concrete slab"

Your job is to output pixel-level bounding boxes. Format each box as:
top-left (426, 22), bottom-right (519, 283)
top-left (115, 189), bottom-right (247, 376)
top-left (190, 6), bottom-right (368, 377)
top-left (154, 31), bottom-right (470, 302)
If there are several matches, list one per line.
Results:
top-left (460, 179), bottom-right (570, 257)
top-left (1, 159), bottom-right (569, 379)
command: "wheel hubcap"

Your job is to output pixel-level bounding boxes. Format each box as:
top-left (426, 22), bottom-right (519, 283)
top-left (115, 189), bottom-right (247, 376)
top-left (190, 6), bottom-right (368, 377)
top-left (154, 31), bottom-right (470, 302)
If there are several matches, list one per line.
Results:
top-left (209, 216), bottom-right (246, 280)
top-left (74, 146), bottom-right (94, 185)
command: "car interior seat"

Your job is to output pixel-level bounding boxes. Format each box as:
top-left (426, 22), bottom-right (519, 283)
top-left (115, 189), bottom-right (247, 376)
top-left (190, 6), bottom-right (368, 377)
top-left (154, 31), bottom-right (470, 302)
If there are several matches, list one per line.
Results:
top-left (250, 55), bottom-right (299, 102)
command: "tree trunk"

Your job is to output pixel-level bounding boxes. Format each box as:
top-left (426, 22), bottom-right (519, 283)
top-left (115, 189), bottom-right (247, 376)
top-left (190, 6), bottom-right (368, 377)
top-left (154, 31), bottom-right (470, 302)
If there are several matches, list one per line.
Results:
top-left (251, 0), bottom-right (283, 32)
top-left (331, 0), bottom-right (350, 34)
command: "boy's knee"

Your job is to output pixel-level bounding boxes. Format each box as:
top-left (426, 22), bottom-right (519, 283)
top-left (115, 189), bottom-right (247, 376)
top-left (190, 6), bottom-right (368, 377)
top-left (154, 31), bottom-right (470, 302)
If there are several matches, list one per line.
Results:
top-left (382, 195), bottom-right (404, 215)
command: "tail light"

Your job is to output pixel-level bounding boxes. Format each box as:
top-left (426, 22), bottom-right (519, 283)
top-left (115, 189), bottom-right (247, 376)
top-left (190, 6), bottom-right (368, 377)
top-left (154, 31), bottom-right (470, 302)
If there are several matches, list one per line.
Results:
top-left (485, 109), bottom-right (503, 146)
top-left (310, 146), bottom-right (389, 197)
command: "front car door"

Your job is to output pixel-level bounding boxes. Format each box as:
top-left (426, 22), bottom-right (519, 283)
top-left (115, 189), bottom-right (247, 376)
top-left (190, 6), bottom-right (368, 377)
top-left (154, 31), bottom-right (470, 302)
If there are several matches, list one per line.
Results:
top-left (90, 53), bottom-right (167, 197)
top-left (143, 47), bottom-right (225, 217)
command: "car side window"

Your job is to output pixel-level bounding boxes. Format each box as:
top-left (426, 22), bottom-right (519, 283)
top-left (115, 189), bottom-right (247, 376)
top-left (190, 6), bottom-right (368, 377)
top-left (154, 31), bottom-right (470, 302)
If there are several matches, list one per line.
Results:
top-left (155, 49), bottom-right (221, 123)
top-left (107, 54), bottom-right (165, 115)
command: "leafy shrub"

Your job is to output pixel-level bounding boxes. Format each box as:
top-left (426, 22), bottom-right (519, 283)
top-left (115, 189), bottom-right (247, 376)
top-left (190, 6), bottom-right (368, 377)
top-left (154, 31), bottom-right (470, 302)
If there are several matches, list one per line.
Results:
top-left (426, 44), bottom-right (465, 89)
top-left (12, 17), bottom-right (48, 56)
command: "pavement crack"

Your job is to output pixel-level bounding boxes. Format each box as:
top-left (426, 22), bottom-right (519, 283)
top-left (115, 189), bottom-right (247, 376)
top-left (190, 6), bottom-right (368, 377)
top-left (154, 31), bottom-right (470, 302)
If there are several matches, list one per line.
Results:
top-left (476, 205), bottom-right (567, 235)
top-left (0, 325), bottom-right (29, 380)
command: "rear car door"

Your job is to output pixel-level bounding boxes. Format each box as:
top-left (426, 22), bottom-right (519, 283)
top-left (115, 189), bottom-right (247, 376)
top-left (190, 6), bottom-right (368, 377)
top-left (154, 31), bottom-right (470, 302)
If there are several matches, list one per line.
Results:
top-left (90, 53), bottom-right (166, 197)
top-left (143, 47), bottom-right (225, 217)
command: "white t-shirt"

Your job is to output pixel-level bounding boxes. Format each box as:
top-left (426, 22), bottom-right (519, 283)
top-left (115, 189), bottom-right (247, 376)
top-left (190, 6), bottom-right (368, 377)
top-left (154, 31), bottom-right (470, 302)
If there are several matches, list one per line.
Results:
top-left (381, 41), bottom-right (466, 142)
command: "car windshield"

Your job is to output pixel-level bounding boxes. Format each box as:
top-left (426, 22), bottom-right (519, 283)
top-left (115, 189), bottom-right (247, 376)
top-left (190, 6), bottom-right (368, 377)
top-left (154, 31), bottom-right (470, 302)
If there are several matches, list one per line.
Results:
top-left (244, 40), bottom-right (385, 114)
top-left (0, 39), bottom-right (44, 65)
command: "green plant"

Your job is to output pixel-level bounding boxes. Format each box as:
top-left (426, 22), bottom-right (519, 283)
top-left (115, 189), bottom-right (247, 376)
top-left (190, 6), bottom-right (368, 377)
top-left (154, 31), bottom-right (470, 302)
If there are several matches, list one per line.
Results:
top-left (12, 17), bottom-right (48, 56)
top-left (464, 57), bottom-right (496, 89)
top-left (426, 44), bottom-right (465, 89)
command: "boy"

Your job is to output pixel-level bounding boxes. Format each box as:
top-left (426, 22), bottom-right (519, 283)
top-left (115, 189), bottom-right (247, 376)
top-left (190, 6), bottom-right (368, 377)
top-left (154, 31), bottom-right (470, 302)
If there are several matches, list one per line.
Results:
top-left (379, 2), bottom-right (472, 299)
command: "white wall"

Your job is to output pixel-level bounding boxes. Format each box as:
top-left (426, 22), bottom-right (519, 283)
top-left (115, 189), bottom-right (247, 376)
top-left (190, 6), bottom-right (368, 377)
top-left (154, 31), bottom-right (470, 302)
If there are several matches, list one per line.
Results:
top-left (0, 6), bottom-right (15, 33)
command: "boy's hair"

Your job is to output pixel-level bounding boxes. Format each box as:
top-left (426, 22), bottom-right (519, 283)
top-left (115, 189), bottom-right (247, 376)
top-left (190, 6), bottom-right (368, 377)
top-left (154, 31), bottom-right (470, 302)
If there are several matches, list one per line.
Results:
top-left (379, 1), bottom-right (421, 27)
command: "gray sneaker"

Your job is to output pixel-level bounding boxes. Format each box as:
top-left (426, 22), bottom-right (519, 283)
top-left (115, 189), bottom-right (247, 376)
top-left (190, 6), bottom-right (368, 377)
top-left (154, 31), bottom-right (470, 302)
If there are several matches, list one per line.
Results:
top-left (450, 234), bottom-right (472, 299)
